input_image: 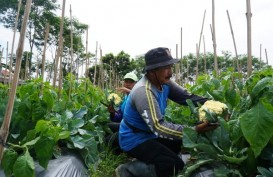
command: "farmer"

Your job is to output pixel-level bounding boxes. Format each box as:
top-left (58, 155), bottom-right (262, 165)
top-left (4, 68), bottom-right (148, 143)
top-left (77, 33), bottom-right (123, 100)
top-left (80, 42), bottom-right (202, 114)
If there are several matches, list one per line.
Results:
top-left (116, 47), bottom-right (218, 177)
top-left (107, 72), bottom-right (138, 130)
top-left (105, 72), bottom-right (138, 154)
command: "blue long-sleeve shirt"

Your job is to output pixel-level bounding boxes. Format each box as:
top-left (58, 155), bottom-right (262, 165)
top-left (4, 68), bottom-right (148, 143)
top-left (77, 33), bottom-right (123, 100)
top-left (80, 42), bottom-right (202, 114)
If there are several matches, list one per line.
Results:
top-left (119, 76), bottom-right (207, 151)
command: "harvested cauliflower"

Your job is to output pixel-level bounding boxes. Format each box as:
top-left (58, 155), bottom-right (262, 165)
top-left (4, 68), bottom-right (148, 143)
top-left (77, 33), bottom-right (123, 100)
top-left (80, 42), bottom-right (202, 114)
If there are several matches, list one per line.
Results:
top-left (199, 100), bottom-right (228, 122)
top-left (107, 93), bottom-right (122, 105)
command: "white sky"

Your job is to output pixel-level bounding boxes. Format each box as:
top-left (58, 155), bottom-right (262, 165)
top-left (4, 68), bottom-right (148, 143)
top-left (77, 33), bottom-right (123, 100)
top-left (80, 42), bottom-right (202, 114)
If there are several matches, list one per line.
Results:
top-left (1, 0), bottom-right (273, 66)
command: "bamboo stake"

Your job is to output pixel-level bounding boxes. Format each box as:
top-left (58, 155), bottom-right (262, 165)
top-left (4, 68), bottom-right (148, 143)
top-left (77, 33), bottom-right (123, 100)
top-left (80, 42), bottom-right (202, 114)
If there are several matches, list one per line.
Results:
top-left (69, 4), bottom-right (74, 73)
top-left (85, 26), bottom-right (89, 79)
top-left (53, 0), bottom-right (66, 87)
top-left (226, 10), bottom-right (240, 73)
top-left (246, 0), bottom-right (252, 77)
top-left (265, 48), bottom-right (268, 65)
top-left (51, 48), bottom-right (58, 83)
top-left (203, 35), bottom-right (207, 74)
top-left (195, 10), bottom-right (205, 81)
top-left (24, 53), bottom-right (29, 80)
top-left (9, 0), bottom-right (22, 87)
top-left (211, 0), bottom-right (218, 75)
top-left (41, 23), bottom-right (50, 81)
top-left (58, 39), bottom-right (64, 98)
top-left (198, 10), bottom-right (206, 53)
top-left (0, 0), bottom-right (33, 162)
top-left (196, 43), bottom-right (199, 80)
top-left (84, 26), bottom-right (89, 92)
top-left (99, 46), bottom-right (104, 89)
top-left (93, 41), bottom-right (98, 85)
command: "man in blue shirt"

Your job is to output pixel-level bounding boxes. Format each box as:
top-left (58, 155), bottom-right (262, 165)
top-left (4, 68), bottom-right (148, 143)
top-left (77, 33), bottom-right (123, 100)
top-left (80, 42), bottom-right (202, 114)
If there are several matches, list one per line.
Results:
top-left (107, 72), bottom-right (138, 130)
top-left (116, 47), bottom-right (217, 177)
top-left (105, 72), bottom-right (138, 154)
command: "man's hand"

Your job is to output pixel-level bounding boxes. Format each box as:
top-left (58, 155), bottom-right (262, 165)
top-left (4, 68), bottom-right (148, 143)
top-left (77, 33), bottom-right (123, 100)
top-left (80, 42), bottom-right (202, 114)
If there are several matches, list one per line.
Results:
top-left (107, 104), bottom-right (116, 114)
top-left (116, 87), bottom-right (130, 94)
top-left (195, 121), bottom-right (219, 133)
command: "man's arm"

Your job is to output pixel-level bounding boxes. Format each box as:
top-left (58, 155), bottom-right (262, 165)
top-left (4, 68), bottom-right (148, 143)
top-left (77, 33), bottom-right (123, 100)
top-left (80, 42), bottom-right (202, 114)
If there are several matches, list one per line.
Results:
top-left (168, 80), bottom-right (208, 106)
top-left (132, 83), bottom-right (184, 140)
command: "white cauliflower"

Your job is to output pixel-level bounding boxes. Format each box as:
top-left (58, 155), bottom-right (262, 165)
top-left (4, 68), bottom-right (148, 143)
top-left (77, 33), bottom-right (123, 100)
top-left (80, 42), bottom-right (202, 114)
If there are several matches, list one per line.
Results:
top-left (199, 100), bottom-right (228, 122)
top-left (107, 93), bottom-right (122, 105)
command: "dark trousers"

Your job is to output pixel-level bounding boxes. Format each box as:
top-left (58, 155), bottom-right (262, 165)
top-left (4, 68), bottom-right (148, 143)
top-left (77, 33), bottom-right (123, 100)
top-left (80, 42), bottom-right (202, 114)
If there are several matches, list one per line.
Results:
top-left (105, 122), bottom-right (123, 155)
top-left (127, 138), bottom-right (184, 177)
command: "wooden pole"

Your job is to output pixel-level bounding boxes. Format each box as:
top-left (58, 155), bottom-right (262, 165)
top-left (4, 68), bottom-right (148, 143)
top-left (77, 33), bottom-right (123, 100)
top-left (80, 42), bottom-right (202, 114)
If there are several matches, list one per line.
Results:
top-left (226, 10), bottom-right (240, 72)
top-left (85, 26), bottom-right (89, 78)
top-left (93, 41), bottom-right (98, 85)
top-left (212, 0), bottom-right (218, 75)
top-left (84, 26), bottom-right (89, 92)
top-left (196, 43), bottom-right (199, 80)
top-left (58, 39), bottom-right (64, 98)
top-left (265, 48), bottom-right (268, 65)
top-left (198, 10), bottom-right (206, 53)
top-left (69, 4), bottom-right (74, 73)
top-left (41, 23), bottom-right (50, 81)
top-left (203, 35), bottom-right (207, 74)
top-left (246, 0), bottom-right (252, 77)
top-left (0, 0), bottom-right (33, 162)
top-left (24, 53), bottom-right (29, 80)
top-left (9, 0), bottom-right (22, 87)
top-left (99, 46), bottom-right (104, 89)
top-left (53, 0), bottom-right (66, 87)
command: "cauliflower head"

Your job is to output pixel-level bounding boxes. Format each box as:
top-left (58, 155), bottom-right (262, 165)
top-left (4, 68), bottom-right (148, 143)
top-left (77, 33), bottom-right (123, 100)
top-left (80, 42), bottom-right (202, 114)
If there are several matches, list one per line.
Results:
top-left (107, 93), bottom-right (122, 105)
top-left (199, 100), bottom-right (228, 122)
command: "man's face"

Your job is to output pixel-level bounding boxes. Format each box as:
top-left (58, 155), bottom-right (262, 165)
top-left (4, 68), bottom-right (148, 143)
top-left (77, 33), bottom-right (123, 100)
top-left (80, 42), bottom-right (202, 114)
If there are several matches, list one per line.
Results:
top-left (154, 64), bottom-right (173, 84)
top-left (123, 79), bottom-right (136, 90)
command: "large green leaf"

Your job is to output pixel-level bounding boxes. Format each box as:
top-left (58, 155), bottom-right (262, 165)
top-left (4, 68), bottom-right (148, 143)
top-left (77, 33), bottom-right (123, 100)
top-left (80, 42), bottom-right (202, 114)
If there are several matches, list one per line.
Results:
top-left (183, 127), bottom-right (198, 148)
top-left (240, 100), bottom-right (273, 157)
top-left (225, 87), bottom-right (240, 108)
top-left (1, 149), bottom-right (18, 176)
top-left (73, 106), bottom-right (88, 119)
top-left (70, 118), bottom-right (85, 129)
top-left (71, 135), bottom-right (86, 149)
top-left (42, 89), bottom-right (57, 111)
top-left (34, 136), bottom-right (55, 168)
top-left (209, 90), bottom-right (224, 101)
top-left (251, 77), bottom-right (273, 99)
top-left (183, 127), bottom-right (218, 158)
top-left (209, 119), bottom-right (231, 154)
top-left (13, 151), bottom-right (35, 177)
top-left (257, 167), bottom-right (273, 177)
top-left (182, 159), bottom-right (214, 177)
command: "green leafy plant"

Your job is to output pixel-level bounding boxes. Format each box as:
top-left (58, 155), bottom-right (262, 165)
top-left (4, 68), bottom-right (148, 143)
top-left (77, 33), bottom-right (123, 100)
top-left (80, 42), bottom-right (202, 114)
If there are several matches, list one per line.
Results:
top-left (256, 167), bottom-right (273, 177)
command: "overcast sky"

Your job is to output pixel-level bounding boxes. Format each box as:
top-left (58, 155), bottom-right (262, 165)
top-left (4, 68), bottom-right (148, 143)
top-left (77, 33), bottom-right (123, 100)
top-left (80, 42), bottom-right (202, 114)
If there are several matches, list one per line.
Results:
top-left (1, 0), bottom-right (273, 66)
